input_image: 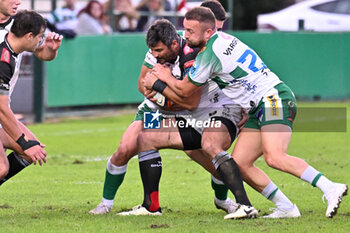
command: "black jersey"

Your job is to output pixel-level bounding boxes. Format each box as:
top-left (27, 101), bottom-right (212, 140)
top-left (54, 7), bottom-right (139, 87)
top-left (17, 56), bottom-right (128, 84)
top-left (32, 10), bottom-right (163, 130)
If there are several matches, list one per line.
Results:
top-left (0, 35), bottom-right (18, 95)
top-left (177, 36), bottom-right (201, 79)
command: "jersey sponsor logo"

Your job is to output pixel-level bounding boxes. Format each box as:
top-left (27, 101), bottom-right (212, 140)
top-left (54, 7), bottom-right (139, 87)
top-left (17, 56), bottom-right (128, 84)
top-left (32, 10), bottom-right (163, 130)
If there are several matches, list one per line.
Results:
top-left (268, 95), bottom-right (279, 116)
top-left (184, 60), bottom-right (194, 68)
top-left (189, 61), bottom-right (198, 77)
top-left (223, 38), bottom-right (238, 56)
top-left (183, 44), bottom-right (194, 55)
top-left (265, 95), bottom-right (283, 121)
top-left (221, 32), bottom-right (233, 40)
top-left (198, 46), bottom-right (206, 55)
top-left (0, 48), bottom-right (10, 64)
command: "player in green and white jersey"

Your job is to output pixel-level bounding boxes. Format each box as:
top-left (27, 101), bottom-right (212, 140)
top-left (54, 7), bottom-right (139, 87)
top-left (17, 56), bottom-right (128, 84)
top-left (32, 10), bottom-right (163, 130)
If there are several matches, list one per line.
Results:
top-left (144, 6), bottom-right (347, 219)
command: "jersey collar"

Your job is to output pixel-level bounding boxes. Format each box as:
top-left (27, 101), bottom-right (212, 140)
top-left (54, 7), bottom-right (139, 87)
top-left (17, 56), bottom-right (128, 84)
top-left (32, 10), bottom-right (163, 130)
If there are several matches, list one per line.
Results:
top-left (0, 17), bottom-right (13, 29)
top-left (4, 34), bottom-right (18, 57)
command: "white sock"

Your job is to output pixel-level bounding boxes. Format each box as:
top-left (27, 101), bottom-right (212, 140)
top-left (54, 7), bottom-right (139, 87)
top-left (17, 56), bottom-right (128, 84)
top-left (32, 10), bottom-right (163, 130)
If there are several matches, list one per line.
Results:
top-left (211, 175), bottom-right (224, 185)
top-left (261, 181), bottom-right (294, 210)
top-left (214, 197), bottom-right (229, 204)
top-left (101, 198), bottom-right (114, 207)
top-left (107, 158), bottom-right (127, 175)
top-left (300, 166), bottom-right (321, 185)
top-left (315, 176), bottom-right (335, 195)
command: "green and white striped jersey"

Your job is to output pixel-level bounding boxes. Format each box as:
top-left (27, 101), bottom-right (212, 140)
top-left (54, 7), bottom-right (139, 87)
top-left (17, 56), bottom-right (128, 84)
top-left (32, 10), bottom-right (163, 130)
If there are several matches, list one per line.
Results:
top-left (188, 31), bottom-right (282, 111)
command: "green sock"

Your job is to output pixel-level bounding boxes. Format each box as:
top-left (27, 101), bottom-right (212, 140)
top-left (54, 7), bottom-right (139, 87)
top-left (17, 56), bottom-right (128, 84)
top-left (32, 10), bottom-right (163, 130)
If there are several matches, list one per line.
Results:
top-left (102, 159), bottom-right (127, 200)
top-left (211, 175), bottom-right (228, 201)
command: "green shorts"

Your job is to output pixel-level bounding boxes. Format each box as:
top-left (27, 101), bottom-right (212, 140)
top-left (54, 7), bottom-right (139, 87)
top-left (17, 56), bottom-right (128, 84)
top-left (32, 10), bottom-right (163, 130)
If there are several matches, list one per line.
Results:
top-left (134, 102), bottom-right (153, 121)
top-left (245, 83), bottom-right (297, 130)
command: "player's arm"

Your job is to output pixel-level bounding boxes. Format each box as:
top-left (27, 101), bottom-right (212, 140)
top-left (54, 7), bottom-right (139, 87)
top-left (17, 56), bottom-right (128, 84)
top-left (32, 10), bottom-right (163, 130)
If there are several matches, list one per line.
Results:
top-left (0, 63), bottom-right (47, 165)
top-left (144, 64), bottom-right (200, 98)
top-left (0, 95), bottom-right (47, 165)
top-left (144, 71), bottom-right (201, 110)
top-left (138, 64), bottom-right (153, 95)
top-left (34, 32), bottom-right (63, 61)
top-left (162, 84), bottom-right (201, 110)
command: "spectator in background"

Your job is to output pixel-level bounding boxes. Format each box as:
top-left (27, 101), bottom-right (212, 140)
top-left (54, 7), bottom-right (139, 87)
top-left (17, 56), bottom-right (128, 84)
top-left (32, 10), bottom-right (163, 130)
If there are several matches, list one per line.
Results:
top-left (113, 0), bottom-right (141, 32)
top-left (46, 0), bottom-right (81, 38)
top-left (135, 0), bottom-right (171, 32)
top-left (75, 0), bottom-right (112, 35)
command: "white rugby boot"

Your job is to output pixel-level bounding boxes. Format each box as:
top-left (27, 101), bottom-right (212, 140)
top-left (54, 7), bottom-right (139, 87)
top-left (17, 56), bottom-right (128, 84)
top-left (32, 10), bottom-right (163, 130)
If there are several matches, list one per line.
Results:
top-left (89, 202), bottom-right (112, 215)
top-left (224, 204), bottom-right (258, 219)
top-left (214, 197), bottom-right (238, 214)
top-left (324, 183), bottom-right (348, 218)
top-left (263, 204), bottom-right (301, 218)
top-left (117, 205), bottom-right (162, 216)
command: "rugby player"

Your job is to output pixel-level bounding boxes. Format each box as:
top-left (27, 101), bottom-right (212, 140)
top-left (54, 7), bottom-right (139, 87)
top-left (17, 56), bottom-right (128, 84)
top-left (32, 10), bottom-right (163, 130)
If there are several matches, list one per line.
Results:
top-left (0, 0), bottom-right (62, 186)
top-left (144, 6), bottom-right (348, 218)
top-left (0, 10), bottom-right (55, 182)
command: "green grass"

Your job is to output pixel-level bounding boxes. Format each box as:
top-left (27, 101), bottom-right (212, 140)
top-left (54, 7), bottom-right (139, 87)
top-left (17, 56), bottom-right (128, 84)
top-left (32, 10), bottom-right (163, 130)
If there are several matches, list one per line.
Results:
top-left (1, 102), bottom-right (350, 233)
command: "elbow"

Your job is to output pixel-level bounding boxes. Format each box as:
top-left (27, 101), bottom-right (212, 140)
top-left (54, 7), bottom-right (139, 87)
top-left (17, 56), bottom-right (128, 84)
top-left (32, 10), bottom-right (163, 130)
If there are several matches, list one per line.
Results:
top-left (137, 83), bottom-right (144, 95)
top-left (178, 90), bottom-right (192, 98)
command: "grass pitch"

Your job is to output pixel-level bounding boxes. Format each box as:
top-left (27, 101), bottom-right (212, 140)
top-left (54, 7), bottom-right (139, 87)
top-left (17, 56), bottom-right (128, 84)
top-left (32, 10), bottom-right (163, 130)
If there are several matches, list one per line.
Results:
top-left (1, 102), bottom-right (350, 233)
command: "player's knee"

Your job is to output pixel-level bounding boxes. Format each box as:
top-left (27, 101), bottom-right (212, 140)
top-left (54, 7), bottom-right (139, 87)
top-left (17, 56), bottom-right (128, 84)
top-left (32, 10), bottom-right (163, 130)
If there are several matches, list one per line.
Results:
top-left (112, 144), bottom-right (135, 165)
top-left (264, 153), bottom-right (282, 169)
top-left (201, 140), bottom-right (218, 157)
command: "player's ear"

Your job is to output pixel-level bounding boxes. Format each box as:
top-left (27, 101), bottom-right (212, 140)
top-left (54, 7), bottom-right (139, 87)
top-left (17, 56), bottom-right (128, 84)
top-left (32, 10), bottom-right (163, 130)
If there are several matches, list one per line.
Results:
top-left (26, 32), bottom-right (34, 41)
top-left (171, 40), bottom-right (178, 50)
top-left (204, 28), bottom-right (214, 40)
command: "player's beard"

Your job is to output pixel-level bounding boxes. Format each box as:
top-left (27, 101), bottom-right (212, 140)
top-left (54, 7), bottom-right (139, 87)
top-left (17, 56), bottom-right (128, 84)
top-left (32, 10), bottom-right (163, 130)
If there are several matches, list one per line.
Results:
top-left (156, 50), bottom-right (177, 64)
top-left (186, 39), bottom-right (205, 49)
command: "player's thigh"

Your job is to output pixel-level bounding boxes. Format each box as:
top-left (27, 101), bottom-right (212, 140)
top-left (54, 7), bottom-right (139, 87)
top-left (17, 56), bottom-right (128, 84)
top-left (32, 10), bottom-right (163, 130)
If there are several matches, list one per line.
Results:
top-left (0, 139), bottom-right (9, 177)
top-left (138, 118), bottom-right (184, 151)
top-left (261, 124), bottom-right (292, 158)
top-left (201, 117), bottom-right (235, 155)
top-left (185, 149), bottom-right (219, 179)
top-left (232, 128), bottom-right (263, 167)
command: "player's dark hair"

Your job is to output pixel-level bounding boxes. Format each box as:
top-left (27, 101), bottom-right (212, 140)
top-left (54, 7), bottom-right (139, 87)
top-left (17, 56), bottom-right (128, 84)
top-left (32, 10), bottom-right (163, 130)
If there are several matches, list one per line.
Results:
top-left (11, 10), bottom-right (47, 37)
top-left (185, 7), bottom-right (216, 30)
top-left (146, 19), bottom-right (179, 48)
top-left (201, 0), bottom-right (226, 21)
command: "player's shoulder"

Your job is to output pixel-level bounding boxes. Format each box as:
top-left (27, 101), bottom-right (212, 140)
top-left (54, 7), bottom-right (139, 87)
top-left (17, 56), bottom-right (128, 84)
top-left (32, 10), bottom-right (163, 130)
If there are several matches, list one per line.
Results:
top-left (0, 44), bottom-right (11, 64)
top-left (0, 41), bottom-right (16, 65)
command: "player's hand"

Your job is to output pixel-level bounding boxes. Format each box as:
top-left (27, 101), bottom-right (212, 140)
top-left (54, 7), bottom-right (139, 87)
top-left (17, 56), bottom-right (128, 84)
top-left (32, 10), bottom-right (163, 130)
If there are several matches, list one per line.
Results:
top-left (237, 109), bottom-right (249, 131)
top-left (41, 32), bottom-right (63, 51)
top-left (143, 71), bottom-right (158, 89)
top-left (152, 64), bottom-right (172, 82)
top-left (144, 89), bottom-right (157, 101)
top-left (24, 145), bottom-right (47, 166)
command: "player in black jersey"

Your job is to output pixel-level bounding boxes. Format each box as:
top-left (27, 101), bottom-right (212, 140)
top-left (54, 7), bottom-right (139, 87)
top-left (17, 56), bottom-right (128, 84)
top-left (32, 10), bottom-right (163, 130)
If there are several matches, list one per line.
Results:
top-left (0, 10), bottom-right (49, 182)
top-left (0, 0), bottom-right (62, 186)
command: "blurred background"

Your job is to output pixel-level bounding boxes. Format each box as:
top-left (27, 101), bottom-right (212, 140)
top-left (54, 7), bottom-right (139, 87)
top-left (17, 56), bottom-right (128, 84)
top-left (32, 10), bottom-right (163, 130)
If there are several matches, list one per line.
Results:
top-left (13, 0), bottom-right (350, 122)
